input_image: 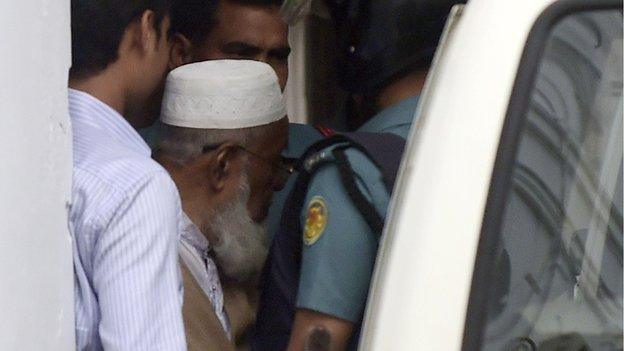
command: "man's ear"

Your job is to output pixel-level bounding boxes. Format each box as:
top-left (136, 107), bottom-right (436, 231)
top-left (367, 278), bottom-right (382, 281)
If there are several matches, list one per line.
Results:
top-left (169, 33), bottom-right (193, 69)
top-left (208, 143), bottom-right (242, 192)
top-left (133, 9), bottom-right (159, 55)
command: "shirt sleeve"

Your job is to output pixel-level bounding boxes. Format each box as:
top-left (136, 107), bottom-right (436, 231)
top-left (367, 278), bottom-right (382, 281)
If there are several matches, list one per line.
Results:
top-left (296, 149), bottom-right (390, 323)
top-left (92, 171), bottom-right (186, 351)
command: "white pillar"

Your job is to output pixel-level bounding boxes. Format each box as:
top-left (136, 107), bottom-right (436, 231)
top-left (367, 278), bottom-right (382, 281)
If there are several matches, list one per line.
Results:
top-left (0, 1), bottom-right (74, 350)
top-left (284, 19), bottom-right (309, 124)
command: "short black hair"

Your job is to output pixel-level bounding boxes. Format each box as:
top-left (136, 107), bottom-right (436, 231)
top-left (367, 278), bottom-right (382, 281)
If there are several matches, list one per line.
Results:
top-left (170, 0), bottom-right (218, 45)
top-left (170, 0), bottom-right (283, 46)
top-left (70, 0), bottom-right (171, 79)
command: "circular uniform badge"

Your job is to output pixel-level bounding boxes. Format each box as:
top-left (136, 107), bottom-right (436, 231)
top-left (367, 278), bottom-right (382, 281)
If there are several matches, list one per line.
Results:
top-left (303, 196), bottom-right (328, 246)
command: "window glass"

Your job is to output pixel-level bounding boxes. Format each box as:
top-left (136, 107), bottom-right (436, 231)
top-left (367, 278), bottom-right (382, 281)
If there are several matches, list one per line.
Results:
top-left (480, 9), bottom-right (623, 350)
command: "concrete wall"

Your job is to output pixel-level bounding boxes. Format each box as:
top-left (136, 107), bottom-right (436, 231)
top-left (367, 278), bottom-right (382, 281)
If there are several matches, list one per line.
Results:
top-left (0, 1), bottom-right (74, 350)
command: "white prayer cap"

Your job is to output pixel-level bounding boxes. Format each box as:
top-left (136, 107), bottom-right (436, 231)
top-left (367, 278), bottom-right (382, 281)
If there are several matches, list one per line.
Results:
top-left (160, 60), bottom-right (286, 129)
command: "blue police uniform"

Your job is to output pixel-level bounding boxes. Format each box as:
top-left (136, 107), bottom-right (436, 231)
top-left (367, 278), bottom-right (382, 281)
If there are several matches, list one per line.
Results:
top-left (297, 95), bottom-right (419, 348)
top-left (253, 95), bottom-right (419, 351)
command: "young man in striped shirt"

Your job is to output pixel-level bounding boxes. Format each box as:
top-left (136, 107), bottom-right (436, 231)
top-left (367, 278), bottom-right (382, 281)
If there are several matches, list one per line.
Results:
top-left (68, 1), bottom-right (187, 349)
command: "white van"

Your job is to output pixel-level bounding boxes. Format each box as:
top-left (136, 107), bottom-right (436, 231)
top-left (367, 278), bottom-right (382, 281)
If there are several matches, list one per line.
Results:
top-left (1, 0), bottom-right (621, 350)
top-left (361, 0), bottom-right (623, 350)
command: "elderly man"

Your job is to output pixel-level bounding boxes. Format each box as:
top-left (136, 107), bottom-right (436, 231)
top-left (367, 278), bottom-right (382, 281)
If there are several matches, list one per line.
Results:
top-left (148, 0), bottom-right (322, 345)
top-left (165, 0), bottom-right (323, 229)
top-left (134, 0), bottom-right (318, 345)
top-left (155, 59), bottom-right (289, 350)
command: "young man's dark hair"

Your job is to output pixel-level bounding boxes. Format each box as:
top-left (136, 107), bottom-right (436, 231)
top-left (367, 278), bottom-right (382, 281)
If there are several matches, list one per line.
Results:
top-left (71, 0), bottom-right (171, 78)
top-left (170, 0), bottom-right (283, 46)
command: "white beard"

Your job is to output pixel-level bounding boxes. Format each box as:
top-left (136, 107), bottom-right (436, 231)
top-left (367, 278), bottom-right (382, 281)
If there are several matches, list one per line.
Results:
top-left (208, 173), bottom-right (269, 283)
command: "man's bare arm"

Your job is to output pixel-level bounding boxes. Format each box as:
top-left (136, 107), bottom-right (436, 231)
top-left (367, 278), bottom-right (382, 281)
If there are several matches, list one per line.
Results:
top-left (286, 309), bottom-right (355, 351)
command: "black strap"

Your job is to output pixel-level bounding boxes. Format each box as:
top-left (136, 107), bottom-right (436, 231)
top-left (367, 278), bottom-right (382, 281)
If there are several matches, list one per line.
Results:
top-left (332, 146), bottom-right (385, 233)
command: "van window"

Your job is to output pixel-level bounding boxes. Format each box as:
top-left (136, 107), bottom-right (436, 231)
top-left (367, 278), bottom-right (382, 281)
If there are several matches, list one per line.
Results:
top-left (469, 7), bottom-right (622, 351)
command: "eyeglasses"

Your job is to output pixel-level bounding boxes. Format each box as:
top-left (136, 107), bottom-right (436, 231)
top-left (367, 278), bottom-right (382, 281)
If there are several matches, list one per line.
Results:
top-left (202, 143), bottom-right (296, 182)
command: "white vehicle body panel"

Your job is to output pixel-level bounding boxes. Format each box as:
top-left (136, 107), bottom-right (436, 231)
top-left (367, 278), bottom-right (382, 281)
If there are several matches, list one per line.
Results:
top-left (0, 1), bottom-right (74, 350)
top-left (360, 0), bottom-right (558, 349)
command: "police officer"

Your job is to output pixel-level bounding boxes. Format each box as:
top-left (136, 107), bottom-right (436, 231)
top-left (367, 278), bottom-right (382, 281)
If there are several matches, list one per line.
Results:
top-left (254, 1), bottom-right (466, 350)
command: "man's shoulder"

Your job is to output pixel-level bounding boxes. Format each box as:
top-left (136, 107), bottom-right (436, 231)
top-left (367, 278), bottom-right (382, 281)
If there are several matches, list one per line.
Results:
top-left (72, 135), bottom-right (176, 226)
top-left (74, 125), bottom-right (168, 189)
top-left (297, 140), bottom-right (392, 245)
top-left (75, 148), bottom-right (168, 194)
top-left (303, 147), bottom-right (388, 219)
top-left (305, 131), bottom-right (404, 185)
top-left (308, 143), bottom-right (387, 194)
top-left (360, 95), bottom-right (419, 138)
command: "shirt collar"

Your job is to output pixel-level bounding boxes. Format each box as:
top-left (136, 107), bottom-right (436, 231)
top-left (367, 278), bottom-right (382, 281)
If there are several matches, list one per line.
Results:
top-left (179, 212), bottom-right (210, 254)
top-left (359, 95), bottom-right (420, 133)
top-left (68, 88), bottom-right (151, 157)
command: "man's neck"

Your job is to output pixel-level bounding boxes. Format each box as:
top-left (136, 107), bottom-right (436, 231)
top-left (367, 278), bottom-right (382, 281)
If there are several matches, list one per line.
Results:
top-left (375, 70), bottom-right (428, 111)
top-left (349, 70), bottom-right (428, 130)
top-left (69, 68), bottom-right (129, 122)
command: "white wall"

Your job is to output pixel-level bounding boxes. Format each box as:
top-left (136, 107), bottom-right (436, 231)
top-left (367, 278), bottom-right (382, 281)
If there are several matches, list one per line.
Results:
top-left (284, 19), bottom-right (309, 124)
top-left (0, 1), bottom-right (74, 350)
